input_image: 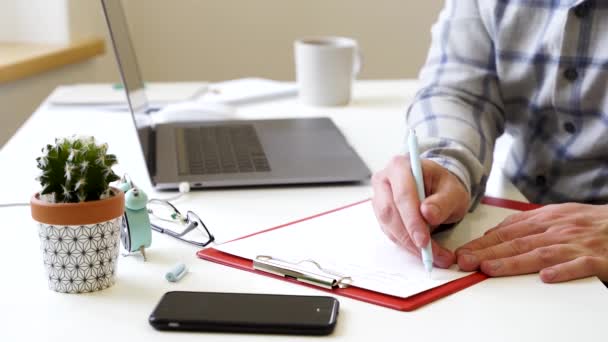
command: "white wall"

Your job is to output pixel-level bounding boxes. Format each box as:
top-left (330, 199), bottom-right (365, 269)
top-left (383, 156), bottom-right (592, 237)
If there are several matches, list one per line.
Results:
top-left (121, 0), bottom-right (443, 81)
top-left (0, 0), bottom-right (444, 147)
top-left (0, 0), bottom-right (70, 44)
top-left (0, 0), bottom-right (119, 147)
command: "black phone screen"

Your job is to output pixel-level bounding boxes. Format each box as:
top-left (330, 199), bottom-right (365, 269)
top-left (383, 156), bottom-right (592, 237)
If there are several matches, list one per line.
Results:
top-left (149, 291), bottom-right (339, 335)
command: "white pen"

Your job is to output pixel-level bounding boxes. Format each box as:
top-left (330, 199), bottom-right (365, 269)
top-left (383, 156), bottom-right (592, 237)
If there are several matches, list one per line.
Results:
top-left (407, 129), bottom-right (434, 277)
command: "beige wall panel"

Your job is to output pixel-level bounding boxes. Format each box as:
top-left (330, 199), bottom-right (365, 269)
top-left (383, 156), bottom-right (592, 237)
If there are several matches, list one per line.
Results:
top-left (1, 0), bottom-right (442, 146)
top-left (121, 0), bottom-right (443, 81)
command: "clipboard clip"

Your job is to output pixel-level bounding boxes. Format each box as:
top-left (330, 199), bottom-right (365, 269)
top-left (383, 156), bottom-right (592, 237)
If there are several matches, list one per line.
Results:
top-left (253, 255), bottom-right (353, 290)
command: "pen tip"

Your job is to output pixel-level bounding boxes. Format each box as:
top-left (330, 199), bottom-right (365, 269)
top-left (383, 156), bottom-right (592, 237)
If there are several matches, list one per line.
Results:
top-left (424, 261), bottom-right (433, 275)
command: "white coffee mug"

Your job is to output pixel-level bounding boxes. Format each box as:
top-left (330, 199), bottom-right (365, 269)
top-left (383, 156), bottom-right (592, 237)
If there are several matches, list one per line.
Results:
top-left (294, 36), bottom-right (361, 106)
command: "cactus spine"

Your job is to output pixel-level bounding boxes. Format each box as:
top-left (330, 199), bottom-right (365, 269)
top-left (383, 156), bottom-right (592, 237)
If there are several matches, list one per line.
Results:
top-left (36, 136), bottom-right (120, 203)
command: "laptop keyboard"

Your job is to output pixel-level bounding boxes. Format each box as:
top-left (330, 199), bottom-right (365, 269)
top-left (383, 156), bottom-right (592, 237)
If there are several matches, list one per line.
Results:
top-left (177, 125), bottom-right (271, 175)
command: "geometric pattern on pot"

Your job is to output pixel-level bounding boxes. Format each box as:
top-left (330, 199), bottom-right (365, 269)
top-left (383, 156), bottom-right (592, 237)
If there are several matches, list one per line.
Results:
top-left (37, 217), bottom-right (121, 293)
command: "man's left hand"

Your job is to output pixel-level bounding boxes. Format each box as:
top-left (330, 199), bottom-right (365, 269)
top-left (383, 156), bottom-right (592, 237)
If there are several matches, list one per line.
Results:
top-left (456, 203), bottom-right (608, 283)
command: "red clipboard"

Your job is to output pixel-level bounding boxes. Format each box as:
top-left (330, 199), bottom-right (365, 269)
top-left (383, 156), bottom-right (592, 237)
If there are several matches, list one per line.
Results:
top-left (197, 196), bottom-right (541, 311)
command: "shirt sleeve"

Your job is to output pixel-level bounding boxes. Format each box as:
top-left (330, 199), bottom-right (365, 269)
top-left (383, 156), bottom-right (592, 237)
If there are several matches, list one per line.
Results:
top-left (406, 0), bottom-right (505, 210)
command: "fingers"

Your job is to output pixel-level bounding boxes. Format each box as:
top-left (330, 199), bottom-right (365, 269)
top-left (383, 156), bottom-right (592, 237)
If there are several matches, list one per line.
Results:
top-left (456, 220), bottom-right (549, 256)
top-left (457, 232), bottom-right (565, 271)
top-left (540, 256), bottom-right (608, 283)
top-left (371, 173), bottom-right (454, 267)
top-left (421, 175), bottom-right (469, 226)
top-left (478, 244), bottom-right (577, 277)
top-left (484, 204), bottom-right (589, 236)
top-left (463, 244), bottom-right (608, 282)
top-left (371, 168), bottom-right (419, 256)
top-left (432, 240), bottom-right (456, 268)
top-left (371, 157), bottom-right (461, 268)
top-left (452, 201), bottom-right (608, 282)
top-left (483, 211), bottom-right (534, 235)
top-left (386, 159), bottom-right (431, 249)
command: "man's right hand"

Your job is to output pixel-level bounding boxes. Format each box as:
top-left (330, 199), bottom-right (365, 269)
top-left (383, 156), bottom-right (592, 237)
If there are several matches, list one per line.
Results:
top-left (371, 156), bottom-right (470, 268)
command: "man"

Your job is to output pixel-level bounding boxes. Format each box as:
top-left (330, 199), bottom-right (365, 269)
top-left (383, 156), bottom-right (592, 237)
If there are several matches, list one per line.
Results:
top-left (372, 0), bottom-right (608, 283)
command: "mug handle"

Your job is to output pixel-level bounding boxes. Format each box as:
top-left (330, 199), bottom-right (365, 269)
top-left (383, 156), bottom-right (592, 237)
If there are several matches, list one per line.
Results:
top-left (353, 47), bottom-right (363, 77)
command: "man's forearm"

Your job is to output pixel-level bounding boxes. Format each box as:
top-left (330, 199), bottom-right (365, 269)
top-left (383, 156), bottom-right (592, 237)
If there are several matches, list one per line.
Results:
top-left (406, 0), bottom-right (505, 207)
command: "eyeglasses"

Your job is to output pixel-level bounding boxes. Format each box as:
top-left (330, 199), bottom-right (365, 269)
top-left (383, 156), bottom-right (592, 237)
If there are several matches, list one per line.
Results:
top-left (147, 199), bottom-right (215, 247)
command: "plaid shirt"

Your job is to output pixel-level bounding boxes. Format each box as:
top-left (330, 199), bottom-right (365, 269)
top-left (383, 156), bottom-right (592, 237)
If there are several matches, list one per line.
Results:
top-left (407, 0), bottom-right (608, 206)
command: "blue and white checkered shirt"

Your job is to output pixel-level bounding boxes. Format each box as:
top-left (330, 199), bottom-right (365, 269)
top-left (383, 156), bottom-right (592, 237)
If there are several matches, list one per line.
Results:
top-left (407, 0), bottom-right (608, 206)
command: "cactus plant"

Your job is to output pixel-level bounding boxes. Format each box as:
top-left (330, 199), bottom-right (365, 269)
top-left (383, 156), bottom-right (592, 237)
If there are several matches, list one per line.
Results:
top-left (35, 136), bottom-right (120, 203)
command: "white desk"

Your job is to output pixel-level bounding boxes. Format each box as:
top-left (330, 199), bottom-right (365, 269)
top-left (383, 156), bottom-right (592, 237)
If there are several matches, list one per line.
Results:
top-left (1, 80), bottom-right (606, 342)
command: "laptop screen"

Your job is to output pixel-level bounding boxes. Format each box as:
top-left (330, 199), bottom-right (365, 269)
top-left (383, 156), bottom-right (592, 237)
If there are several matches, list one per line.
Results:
top-left (101, 0), bottom-right (155, 178)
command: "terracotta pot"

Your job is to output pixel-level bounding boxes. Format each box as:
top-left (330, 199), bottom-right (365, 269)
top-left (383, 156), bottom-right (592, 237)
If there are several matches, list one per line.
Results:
top-left (30, 188), bottom-right (125, 293)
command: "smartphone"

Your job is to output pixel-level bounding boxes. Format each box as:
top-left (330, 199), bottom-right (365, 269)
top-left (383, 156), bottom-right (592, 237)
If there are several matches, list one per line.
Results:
top-left (148, 291), bottom-right (339, 335)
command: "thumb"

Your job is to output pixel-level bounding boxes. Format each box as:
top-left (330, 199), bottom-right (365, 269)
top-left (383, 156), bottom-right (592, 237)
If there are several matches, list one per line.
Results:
top-left (420, 177), bottom-right (469, 227)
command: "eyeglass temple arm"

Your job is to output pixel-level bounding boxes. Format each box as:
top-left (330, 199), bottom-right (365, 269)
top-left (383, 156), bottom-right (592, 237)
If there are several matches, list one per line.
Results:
top-left (150, 221), bottom-right (198, 238)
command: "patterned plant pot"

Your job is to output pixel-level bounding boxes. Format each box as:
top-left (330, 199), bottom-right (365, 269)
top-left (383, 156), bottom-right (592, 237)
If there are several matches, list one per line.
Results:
top-left (30, 188), bottom-right (125, 293)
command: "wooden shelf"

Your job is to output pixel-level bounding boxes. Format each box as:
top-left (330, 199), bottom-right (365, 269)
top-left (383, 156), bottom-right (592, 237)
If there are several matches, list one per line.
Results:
top-left (0, 37), bottom-right (105, 84)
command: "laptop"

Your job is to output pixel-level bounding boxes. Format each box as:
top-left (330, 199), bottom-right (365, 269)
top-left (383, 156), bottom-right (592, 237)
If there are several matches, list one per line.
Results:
top-left (101, 0), bottom-right (370, 190)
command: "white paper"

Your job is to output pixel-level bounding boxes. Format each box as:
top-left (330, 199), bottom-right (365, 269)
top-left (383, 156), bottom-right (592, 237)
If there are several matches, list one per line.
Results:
top-left (216, 201), bottom-right (519, 299)
top-left (199, 78), bottom-right (297, 105)
top-left (49, 82), bottom-right (209, 106)
top-left (49, 79), bottom-right (296, 108)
